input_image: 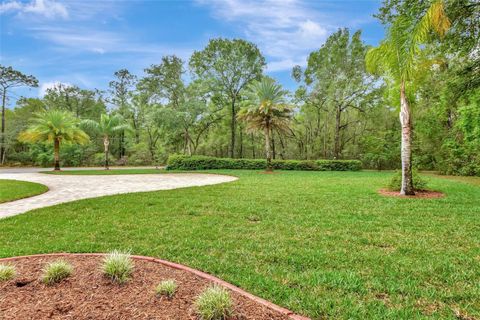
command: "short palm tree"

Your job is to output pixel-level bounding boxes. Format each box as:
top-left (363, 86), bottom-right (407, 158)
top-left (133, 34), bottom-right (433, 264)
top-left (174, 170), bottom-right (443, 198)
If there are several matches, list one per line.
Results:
top-left (19, 110), bottom-right (89, 171)
top-left (238, 78), bottom-right (292, 171)
top-left (365, 0), bottom-right (450, 195)
top-left (81, 114), bottom-right (130, 170)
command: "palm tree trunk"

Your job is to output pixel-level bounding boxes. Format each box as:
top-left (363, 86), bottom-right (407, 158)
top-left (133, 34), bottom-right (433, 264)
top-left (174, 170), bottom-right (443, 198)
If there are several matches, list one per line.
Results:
top-left (103, 136), bottom-right (110, 170)
top-left (264, 125), bottom-right (272, 172)
top-left (53, 138), bottom-right (61, 171)
top-left (400, 81), bottom-right (414, 195)
top-left (230, 100), bottom-right (236, 158)
top-left (1, 88), bottom-right (6, 165)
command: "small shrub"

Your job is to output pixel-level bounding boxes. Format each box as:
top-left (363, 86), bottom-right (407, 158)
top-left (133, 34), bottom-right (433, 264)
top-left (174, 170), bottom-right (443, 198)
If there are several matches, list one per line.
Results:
top-left (388, 170), bottom-right (428, 191)
top-left (42, 260), bottom-right (73, 285)
top-left (0, 264), bottom-right (16, 281)
top-left (101, 250), bottom-right (134, 284)
top-left (155, 279), bottom-right (177, 298)
top-left (195, 285), bottom-right (233, 320)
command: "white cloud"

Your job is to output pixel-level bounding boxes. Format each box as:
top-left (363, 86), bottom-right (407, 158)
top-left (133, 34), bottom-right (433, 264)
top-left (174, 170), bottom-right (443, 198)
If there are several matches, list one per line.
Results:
top-left (0, 0), bottom-right (68, 19)
top-left (38, 81), bottom-right (72, 97)
top-left (196, 0), bottom-right (330, 71)
top-left (0, 1), bottom-right (22, 12)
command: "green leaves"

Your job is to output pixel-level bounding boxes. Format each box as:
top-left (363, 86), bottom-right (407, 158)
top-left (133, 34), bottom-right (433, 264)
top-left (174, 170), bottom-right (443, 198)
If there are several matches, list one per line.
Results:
top-left (19, 110), bottom-right (89, 145)
top-left (365, 0), bottom-right (450, 83)
top-left (81, 113), bottom-right (130, 137)
top-left (237, 77), bottom-right (292, 134)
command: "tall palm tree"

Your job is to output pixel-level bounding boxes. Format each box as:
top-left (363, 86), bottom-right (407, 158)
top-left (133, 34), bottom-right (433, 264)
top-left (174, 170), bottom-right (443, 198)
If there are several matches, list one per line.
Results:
top-left (365, 1), bottom-right (450, 195)
top-left (238, 78), bottom-right (292, 171)
top-left (81, 114), bottom-right (130, 170)
top-left (19, 110), bottom-right (89, 171)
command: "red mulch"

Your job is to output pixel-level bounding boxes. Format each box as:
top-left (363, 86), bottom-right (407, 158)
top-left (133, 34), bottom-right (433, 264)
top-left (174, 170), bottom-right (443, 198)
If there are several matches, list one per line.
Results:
top-left (378, 189), bottom-right (445, 199)
top-left (0, 255), bottom-right (290, 320)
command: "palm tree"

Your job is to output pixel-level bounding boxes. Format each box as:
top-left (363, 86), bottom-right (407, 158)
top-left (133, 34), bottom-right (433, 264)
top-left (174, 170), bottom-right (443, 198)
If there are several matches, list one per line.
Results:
top-left (365, 1), bottom-right (450, 195)
top-left (81, 114), bottom-right (130, 170)
top-left (238, 78), bottom-right (292, 171)
top-left (19, 110), bottom-right (89, 171)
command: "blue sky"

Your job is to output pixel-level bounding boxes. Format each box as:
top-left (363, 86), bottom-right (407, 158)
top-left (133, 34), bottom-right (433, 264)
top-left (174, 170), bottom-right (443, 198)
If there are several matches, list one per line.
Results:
top-left (0, 0), bottom-right (385, 104)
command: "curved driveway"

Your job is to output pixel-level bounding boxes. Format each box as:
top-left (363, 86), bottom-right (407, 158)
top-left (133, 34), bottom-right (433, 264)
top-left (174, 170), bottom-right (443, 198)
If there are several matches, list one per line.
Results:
top-left (0, 168), bottom-right (237, 219)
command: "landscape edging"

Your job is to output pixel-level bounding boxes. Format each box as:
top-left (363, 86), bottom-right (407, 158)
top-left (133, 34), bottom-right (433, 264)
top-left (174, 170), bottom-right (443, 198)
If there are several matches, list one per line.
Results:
top-left (0, 252), bottom-right (310, 320)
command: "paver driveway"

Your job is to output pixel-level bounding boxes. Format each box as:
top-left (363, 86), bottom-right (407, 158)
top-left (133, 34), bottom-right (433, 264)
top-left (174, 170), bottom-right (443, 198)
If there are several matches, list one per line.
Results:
top-left (0, 168), bottom-right (237, 219)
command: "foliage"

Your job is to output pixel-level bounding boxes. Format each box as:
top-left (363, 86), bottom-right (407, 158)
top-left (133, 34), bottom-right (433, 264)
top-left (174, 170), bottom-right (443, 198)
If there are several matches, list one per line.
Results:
top-left (388, 170), bottom-right (428, 191)
top-left (366, 1), bottom-right (450, 83)
top-left (41, 260), bottom-right (73, 285)
top-left (295, 29), bottom-right (379, 159)
top-left (0, 264), bottom-right (15, 281)
top-left (155, 280), bottom-right (177, 298)
top-left (190, 38), bottom-right (265, 158)
top-left (19, 110), bottom-right (89, 145)
top-left (0, 65), bottom-right (39, 164)
top-left (195, 285), bottom-right (233, 320)
top-left (101, 250), bottom-right (134, 284)
top-left (43, 83), bottom-right (106, 120)
top-left (238, 77), bottom-right (292, 170)
top-left (166, 155), bottom-right (362, 171)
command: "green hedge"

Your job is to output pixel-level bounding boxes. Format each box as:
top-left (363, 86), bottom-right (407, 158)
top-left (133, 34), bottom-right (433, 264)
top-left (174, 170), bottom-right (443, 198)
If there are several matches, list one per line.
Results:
top-left (167, 155), bottom-right (362, 171)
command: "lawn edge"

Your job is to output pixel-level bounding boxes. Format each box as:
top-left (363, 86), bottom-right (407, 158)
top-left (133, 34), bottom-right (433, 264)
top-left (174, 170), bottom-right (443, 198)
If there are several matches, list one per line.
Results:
top-left (0, 252), bottom-right (310, 320)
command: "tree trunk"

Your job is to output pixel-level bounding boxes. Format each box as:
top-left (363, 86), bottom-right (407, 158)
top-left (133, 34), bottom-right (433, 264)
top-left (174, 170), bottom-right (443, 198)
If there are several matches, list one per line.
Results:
top-left (1, 88), bottom-right (6, 165)
top-left (239, 128), bottom-right (243, 158)
top-left (184, 129), bottom-right (191, 156)
top-left (264, 125), bottom-right (272, 172)
top-left (323, 113), bottom-right (328, 158)
top-left (271, 133), bottom-right (276, 160)
top-left (230, 99), bottom-right (236, 158)
top-left (53, 138), bottom-right (61, 171)
top-left (334, 105), bottom-right (341, 159)
top-left (251, 133), bottom-right (255, 159)
top-left (400, 81), bottom-right (415, 195)
top-left (104, 136), bottom-right (110, 170)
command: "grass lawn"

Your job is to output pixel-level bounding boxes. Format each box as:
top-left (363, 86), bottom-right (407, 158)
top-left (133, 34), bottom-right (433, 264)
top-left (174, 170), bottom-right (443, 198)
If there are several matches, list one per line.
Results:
top-left (42, 168), bottom-right (165, 175)
top-left (0, 170), bottom-right (478, 319)
top-left (0, 179), bottom-right (48, 203)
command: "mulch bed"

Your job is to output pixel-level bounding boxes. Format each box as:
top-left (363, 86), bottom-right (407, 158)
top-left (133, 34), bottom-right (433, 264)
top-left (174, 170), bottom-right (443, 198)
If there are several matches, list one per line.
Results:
top-left (0, 255), bottom-right (293, 320)
top-left (378, 189), bottom-right (445, 199)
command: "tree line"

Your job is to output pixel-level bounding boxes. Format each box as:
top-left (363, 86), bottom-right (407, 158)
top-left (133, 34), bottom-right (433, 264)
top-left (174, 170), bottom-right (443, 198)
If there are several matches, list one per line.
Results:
top-left (1, 0), bottom-right (478, 184)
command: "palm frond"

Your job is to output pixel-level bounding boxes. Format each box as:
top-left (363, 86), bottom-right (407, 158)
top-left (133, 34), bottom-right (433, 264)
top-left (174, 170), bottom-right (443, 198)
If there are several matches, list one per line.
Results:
top-left (18, 110), bottom-right (90, 145)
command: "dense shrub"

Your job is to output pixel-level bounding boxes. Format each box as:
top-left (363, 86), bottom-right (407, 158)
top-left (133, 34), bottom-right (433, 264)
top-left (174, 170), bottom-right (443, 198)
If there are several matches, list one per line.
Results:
top-left (388, 170), bottom-right (428, 191)
top-left (167, 155), bottom-right (362, 171)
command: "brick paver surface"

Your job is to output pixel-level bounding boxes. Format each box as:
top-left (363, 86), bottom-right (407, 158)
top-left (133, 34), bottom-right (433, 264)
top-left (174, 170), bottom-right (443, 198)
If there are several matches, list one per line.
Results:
top-left (0, 169), bottom-right (236, 219)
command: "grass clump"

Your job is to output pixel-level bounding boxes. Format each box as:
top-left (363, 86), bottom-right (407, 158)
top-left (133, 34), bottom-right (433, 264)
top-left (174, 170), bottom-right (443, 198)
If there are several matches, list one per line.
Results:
top-left (388, 169), bottom-right (428, 191)
top-left (155, 279), bottom-right (178, 298)
top-left (42, 260), bottom-right (73, 285)
top-left (101, 250), bottom-right (134, 284)
top-left (195, 285), bottom-right (233, 320)
top-left (0, 264), bottom-right (16, 281)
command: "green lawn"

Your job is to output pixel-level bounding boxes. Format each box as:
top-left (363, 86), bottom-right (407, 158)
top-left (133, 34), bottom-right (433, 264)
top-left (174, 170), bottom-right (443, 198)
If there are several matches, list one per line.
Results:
top-left (0, 170), bottom-right (478, 319)
top-left (0, 179), bottom-right (48, 203)
top-left (43, 168), bottom-right (165, 175)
